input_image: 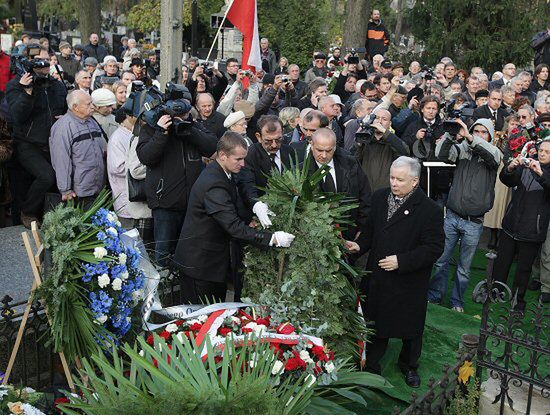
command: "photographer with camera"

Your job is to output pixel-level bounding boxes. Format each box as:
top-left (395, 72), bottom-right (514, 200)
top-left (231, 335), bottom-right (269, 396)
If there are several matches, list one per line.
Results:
top-left (92, 56), bottom-right (120, 90)
top-left (355, 108), bottom-right (410, 192)
top-left (188, 62), bottom-right (228, 105)
top-left (6, 52), bottom-right (67, 227)
top-left (136, 87), bottom-right (217, 266)
top-left (428, 118), bottom-right (502, 312)
top-left (492, 140), bottom-right (550, 312)
top-left (332, 52), bottom-right (367, 105)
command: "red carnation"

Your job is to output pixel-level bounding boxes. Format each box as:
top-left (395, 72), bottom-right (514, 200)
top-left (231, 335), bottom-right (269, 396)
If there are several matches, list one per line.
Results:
top-left (160, 331), bottom-right (171, 341)
top-left (146, 334), bottom-right (155, 345)
top-left (54, 397), bottom-right (70, 412)
top-left (242, 327), bottom-right (253, 333)
top-left (511, 127), bottom-right (520, 135)
top-left (276, 323), bottom-right (296, 335)
top-left (175, 320), bottom-right (185, 326)
top-left (256, 316), bottom-right (270, 326)
top-left (311, 346), bottom-right (328, 362)
top-left (219, 327), bottom-right (233, 337)
top-left (190, 323), bottom-right (203, 331)
top-left (285, 356), bottom-right (307, 371)
top-left (328, 351), bottom-right (335, 361)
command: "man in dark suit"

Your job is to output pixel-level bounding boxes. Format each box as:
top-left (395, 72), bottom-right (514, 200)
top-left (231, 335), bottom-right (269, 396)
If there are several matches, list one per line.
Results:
top-left (307, 128), bottom-right (371, 241)
top-left (472, 89), bottom-right (507, 132)
top-left (237, 115), bottom-right (294, 203)
top-left (173, 132), bottom-right (295, 304)
top-left (346, 156), bottom-right (444, 388)
top-left (289, 110), bottom-right (330, 163)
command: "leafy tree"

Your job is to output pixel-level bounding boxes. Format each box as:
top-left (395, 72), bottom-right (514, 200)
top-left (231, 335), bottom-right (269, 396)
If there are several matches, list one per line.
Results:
top-left (126, 0), bottom-right (159, 33)
top-left (257, 0), bottom-right (335, 69)
top-left (409, 0), bottom-right (545, 72)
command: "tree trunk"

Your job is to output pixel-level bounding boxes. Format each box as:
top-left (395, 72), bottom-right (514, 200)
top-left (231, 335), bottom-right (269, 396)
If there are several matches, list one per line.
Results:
top-left (394, 0), bottom-right (404, 46)
top-left (342, 0), bottom-right (371, 51)
top-left (78, 0), bottom-right (102, 43)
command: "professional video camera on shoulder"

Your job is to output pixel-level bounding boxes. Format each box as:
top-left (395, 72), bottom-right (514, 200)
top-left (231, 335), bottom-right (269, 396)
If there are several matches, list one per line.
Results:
top-left (355, 112), bottom-right (377, 145)
top-left (442, 98), bottom-right (474, 136)
top-left (10, 43), bottom-right (51, 86)
top-left (138, 82), bottom-right (194, 136)
top-left (345, 47), bottom-right (366, 65)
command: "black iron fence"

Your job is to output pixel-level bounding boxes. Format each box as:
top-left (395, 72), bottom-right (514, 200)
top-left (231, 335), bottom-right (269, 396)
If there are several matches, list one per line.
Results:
top-left (0, 295), bottom-right (56, 389)
top-left (473, 277), bottom-right (549, 415)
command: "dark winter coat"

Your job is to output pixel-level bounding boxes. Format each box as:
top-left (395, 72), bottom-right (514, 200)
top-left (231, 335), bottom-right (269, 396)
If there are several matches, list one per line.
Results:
top-left (356, 187), bottom-right (444, 338)
top-left (136, 121), bottom-right (217, 211)
top-left (500, 164), bottom-right (550, 243)
top-left (365, 20), bottom-right (390, 59)
top-left (172, 161), bottom-right (272, 282)
top-left (5, 75), bottom-right (67, 146)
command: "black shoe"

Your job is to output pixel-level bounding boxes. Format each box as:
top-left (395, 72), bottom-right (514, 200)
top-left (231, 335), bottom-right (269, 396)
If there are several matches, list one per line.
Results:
top-left (403, 369), bottom-right (421, 388)
top-left (541, 293), bottom-right (550, 304)
top-left (529, 279), bottom-right (542, 291)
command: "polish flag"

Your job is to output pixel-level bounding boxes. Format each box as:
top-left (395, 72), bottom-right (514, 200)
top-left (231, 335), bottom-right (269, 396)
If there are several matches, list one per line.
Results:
top-left (227, 0), bottom-right (262, 72)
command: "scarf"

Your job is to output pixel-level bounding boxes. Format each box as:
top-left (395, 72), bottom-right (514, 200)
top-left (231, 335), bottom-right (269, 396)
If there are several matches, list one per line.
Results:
top-left (386, 187), bottom-right (416, 221)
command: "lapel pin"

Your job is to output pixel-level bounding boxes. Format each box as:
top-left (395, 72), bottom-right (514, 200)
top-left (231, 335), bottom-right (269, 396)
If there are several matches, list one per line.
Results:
top-left (404, 210), bottom-right (409, 215)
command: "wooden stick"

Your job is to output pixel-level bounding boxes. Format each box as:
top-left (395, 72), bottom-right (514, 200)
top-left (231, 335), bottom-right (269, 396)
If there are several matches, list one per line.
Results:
top-left (2, 279), bottom-right (37, 386)
top-left (12, 229), bottom-right (76, 391)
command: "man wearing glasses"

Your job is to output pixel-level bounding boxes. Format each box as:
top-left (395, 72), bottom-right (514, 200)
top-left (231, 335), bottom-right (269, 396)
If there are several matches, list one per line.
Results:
top-left (428, 118), bottom-right (502, 312)
top-left (305, 53), bottom-right (329, 84)
top-left (490, 63), bottom-right (516, 90)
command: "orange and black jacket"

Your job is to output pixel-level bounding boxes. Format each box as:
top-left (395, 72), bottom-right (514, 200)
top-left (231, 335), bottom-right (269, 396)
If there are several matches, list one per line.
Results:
top-left (365, 20), bottom-right (390, 59)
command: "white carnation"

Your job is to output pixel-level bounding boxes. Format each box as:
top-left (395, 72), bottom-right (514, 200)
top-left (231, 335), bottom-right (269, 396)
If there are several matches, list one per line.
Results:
top-left (21, 403), bottom-right (46, 415)
top-left (299, 350), bottom-right (313, 364)
top-left (165, 323), bottom-right (178, 333)
top-left (97, 273), bottom-right (110, 288)
top-left (120, 271), bottom-right (129, 280)
top-left (325, 361), bottom-right (336, 373)
top-left (93, 247), bottom-right (108, 259)
top-left (106, 227), bottom-right (118, 236)
top-left (96, 315), bottom-right (108, 324)
top-left (118, 253), bottom-right (127, 265)
top-left (271, 360), bottom-right (284, 375)
top-left (23, 387), bottom-right (36, 394)
top-left (197, 314), bottom-right (209, 323)
top-left (111, 278), bottom-right (122, 291)
top-left (132, 289), bottom-right (144, 300)
top-left (107, 212), bottom-right (118, 223)
top-left (116, 221), bottom-right (122, 227)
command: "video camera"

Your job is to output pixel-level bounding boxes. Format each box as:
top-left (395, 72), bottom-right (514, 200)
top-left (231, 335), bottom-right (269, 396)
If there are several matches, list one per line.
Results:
top-left (139, 82), bottom-right (194, 135)
top-left (355, 112), bottom-right (377, 145)
top-left (442, 99), bottom-right (474, 135)
top-left (345, 47), bottom-right (366, 65)
top-left (420, 65), bottom-right (435, 81)
top-left (10, 43), bottom-right (51, 86)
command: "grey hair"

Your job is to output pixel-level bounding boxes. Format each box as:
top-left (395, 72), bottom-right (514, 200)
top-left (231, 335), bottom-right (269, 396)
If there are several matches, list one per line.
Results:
top-left (477, 73), bottom-right (488, 82)
top-left (279, 107), bottom-right (300, 126)
top-left (501, 84), bottom-right (515, 95)
top-left (518, 70), bottom-right (531, 79)
top-left (518, 104), bottom-right (536, 117)
top-left (351, 98), bottom-right (368, 116)
top-left (66, 90), bottom-right (88, 109)
top-left (391, 156), bottom-right (422, 178)
top-left (534, 98), bottom-right (547, 111)
top-left (261, 37), bottom-right (269, 43)
top-left (317, 95), bottom-right (334, 111)
top-left (75, 70), bottom-right (89, 82)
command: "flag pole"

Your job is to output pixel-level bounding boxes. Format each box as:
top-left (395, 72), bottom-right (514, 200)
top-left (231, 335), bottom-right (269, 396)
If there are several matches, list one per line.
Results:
top-left (205, 0), bottom-right (236, 63)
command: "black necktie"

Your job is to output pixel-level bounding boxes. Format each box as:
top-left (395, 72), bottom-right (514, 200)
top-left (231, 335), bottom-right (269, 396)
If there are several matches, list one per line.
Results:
top-left (269, 153), bottom-right (280, 173)
top-left (323, 171), bottom-right (336, 193)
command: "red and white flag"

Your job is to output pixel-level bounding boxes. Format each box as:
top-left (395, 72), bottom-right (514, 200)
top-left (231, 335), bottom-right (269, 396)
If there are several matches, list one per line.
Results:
top-left (227, 0), bottom-right (262, 72)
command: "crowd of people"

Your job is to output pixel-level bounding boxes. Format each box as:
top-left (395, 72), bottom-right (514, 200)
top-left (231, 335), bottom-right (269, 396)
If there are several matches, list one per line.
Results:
top-left (0, 11), bottom-right (549, 388)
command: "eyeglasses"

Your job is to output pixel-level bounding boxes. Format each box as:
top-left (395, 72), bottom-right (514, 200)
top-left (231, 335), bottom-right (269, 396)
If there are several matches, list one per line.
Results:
top-left (263, 138), bottom-right (283, 145)
top-left (473, 129), bottom-right (489, 134)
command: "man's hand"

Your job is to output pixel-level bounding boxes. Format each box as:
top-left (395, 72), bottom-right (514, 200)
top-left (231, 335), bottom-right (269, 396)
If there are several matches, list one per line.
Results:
top-left (528, 159), bottom-right (543, 176)
top-left (344, 240), bottom-right (360, 253)
top-left (408, 96), bottom-right (419, 110)
top-left (507, 155), bottom-right (522, 171)
top-left (62, 191), bottom-right (77, 202)
top-left (270, 231), bottom-right (295, 248)
top-left (253, 201), bottom-right (275, 228)
top-left (379, 255), bottom-right (398, 271)
top-left (157, 114), bottom-right (172, 131)
top-left (19, 72), bottom-right (33, 93)
top-left (371, 121), bottom-right (387, 135)
top-left (273, 74), bottom-right (283, 90)
top-left (435, 72), bottom-right (448, 87)
top-left (192, 65), bottom-right (204, 81)
top-left (455, 119), bottom-right (472, 142)
top-left (416, 128), bottom-right (427, 140)
top-left (390, 76), bottom-right (400, 91)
